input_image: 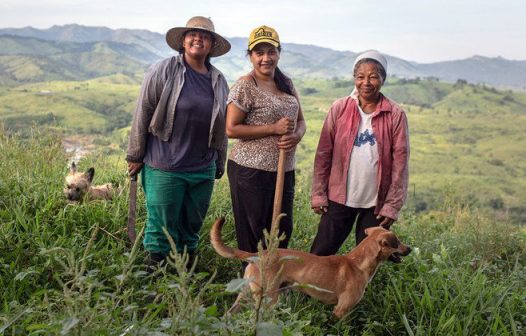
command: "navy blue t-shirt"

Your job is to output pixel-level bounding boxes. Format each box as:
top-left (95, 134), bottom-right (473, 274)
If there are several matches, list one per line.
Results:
top-left (144, 62), bottom-right (216, 171)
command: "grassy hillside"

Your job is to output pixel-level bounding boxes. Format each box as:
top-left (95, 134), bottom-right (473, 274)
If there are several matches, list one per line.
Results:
top-left (0, 127), bottom-right (524, 335)
top-left (1, 76), bottom-right (526, 222)
top-left (295, 78), bottom-right (526, 221)
top-left (0, 76), bottom-right (140, 134)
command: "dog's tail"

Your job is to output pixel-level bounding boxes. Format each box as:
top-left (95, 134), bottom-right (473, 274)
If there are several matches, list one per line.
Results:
top-left (210, 217), bottom-right (255, 260)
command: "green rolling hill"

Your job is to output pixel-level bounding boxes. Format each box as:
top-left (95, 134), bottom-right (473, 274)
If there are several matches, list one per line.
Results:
top-left (1, 25), bottom-right (526, 88)
top-left (0, 75), bottom-right (140, 133)
top-left (0, 36), bottom-right (156, 85)
top-left (1, 75), bottom-right (524, 222)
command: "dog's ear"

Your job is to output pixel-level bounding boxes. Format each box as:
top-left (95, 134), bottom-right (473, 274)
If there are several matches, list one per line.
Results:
top-left (85, 167), bottom-right (95, 183)
top-left (365, 226), bottom-right (381, 236)
top-left (70, 162), bottom-right (77, 174)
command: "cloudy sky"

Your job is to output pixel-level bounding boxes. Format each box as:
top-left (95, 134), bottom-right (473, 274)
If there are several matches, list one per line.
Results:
top-left (1, 0), bottom-right (525, 63)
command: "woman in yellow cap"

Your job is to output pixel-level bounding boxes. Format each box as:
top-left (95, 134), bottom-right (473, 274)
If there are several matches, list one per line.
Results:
top-left (226, 25), bottom-right (306, 253)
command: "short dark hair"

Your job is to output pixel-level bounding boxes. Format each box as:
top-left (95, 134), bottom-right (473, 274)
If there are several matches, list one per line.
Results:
top-left (353, 58), bottom-right (386, 83)
top-left (247, 45), bottom-right (294, 96)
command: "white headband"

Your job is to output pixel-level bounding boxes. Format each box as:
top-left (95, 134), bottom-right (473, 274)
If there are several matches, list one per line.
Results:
top-left (353, 50), bottom-right (387, 75)
top-left (350, 50), bottom-right (388, 99)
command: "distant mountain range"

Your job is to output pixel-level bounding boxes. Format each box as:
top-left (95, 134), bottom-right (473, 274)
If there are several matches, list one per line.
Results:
top-left (1, 24), bottom-right (525, 89)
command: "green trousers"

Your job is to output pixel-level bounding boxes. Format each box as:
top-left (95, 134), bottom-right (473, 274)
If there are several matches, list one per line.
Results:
top-left (141, 164), bottom-right (215, 255)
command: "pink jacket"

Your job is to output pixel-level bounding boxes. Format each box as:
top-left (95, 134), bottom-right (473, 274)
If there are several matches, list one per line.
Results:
top-left (311, 94), bottom-right (409, 220)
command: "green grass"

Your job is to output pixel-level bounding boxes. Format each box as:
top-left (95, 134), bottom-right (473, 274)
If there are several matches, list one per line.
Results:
top-left (0, 126), bottom-right (525, 335)
top-left (1, 75), bottom-right (526, 333)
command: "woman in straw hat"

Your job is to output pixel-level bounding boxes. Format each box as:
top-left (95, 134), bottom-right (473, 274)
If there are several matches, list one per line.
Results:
top-left (310, 50), bottom-right (409, 256)
top-left (226, 25), bottom-right (306, 254)
top-left (126, 16), bottom-right (231, 270)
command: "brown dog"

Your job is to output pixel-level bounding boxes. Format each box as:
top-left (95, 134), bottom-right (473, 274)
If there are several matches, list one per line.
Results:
top-left (211, 217), bottom-right (411, 318)
top-left (64, 162), bottom-right (116, 202)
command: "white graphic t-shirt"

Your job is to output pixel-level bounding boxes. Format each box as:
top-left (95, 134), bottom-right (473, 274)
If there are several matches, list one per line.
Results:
top-left (345, 105), bottom-right (379, 208)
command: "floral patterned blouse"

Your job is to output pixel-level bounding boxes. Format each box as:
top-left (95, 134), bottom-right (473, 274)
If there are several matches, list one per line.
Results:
top-left (227, 76), bottom-right (299, 172)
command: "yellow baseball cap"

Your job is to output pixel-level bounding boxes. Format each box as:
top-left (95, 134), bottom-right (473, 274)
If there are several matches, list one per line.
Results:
top-left (248, 25), bottom-right (280, 51)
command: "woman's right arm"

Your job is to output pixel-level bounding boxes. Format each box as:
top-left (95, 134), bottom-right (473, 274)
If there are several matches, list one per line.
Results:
top-left (311, 102), bottom-right (339, 211)
top-left (226, 102), bottom-right (294, 140)
top-left (126, 63), bottom-right (163, 174)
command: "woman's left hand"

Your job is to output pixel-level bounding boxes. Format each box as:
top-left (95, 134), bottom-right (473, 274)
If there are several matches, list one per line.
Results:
top-left (277, 132), bottom-right (302, 152)
top-left (377, 216), bottom-right (395, 229)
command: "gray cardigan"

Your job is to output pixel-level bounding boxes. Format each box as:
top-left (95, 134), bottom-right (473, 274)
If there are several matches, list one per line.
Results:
top-left (126, 54), bottom-right (229, 172)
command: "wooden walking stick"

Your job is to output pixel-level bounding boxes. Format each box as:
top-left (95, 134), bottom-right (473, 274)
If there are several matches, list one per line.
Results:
top-left (127, 174), bottom-right (137, 244)
top-left (270, 148), bottom-right (287, 237)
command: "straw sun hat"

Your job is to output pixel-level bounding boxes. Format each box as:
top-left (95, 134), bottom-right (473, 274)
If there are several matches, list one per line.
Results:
top-left (165, 16), bottom-right (231, 57)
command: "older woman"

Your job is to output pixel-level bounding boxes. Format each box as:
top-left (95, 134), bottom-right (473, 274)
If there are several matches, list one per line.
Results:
top-left (310, 50), bottom-right (409, 256)
top-left (126, 16), bottom-right (230, 269)
top-left (226, 25), bottom-right (306, 253)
